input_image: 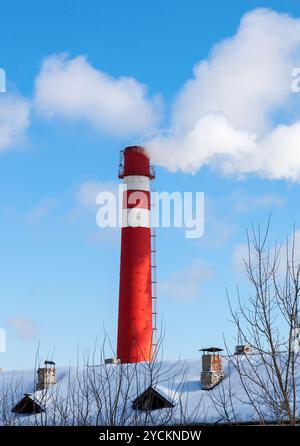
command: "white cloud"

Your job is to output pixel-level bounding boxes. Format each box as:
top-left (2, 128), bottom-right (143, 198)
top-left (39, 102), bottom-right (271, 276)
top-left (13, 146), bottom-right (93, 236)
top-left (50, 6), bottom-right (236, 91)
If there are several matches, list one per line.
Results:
top-left (76, 180), bottom-right (118, 210)
top-left (146, 9), bottom-right (300, 181)
top-left (233, 243), bottom-right (249, 272)
top-left (0, 94), bottom-right (30, 151)
top-left (34, 54), bottom-right (161, 136)
top-left (26, 198), bottom-right (55, 224)
top-left (74, 180), bottom-right (119, 244)
top-left (233, 192), bottom-right (285, 213)
top-left (160, 259), bottom-right (212, 300)
top-left (201, 196), bottom-right (238, 248)
top-left (6, 316), bottom-right (37, 340)
top-left (233, 228), bottom-right (300, 273)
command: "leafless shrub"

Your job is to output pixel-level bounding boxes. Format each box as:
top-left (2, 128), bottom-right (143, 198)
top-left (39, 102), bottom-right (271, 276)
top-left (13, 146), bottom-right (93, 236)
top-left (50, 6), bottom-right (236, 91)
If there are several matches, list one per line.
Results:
top-left (0, 330), bottom-right (204, 426)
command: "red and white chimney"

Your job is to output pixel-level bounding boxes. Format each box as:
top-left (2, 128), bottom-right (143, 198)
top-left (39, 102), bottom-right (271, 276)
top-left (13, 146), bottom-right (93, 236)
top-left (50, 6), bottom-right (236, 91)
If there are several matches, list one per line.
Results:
top-left (117, 146), bottom-right (154, 363)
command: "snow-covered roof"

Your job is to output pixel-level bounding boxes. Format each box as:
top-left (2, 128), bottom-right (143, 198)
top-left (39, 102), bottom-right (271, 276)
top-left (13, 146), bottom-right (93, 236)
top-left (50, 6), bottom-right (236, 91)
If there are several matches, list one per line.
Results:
top-left (0, 355), bottom-right (299, 425)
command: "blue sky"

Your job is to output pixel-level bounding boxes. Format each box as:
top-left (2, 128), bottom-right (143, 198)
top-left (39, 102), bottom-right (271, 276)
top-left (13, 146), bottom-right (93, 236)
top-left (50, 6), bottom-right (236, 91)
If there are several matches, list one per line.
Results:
top-left (1, 0), bottom-right (300, 370)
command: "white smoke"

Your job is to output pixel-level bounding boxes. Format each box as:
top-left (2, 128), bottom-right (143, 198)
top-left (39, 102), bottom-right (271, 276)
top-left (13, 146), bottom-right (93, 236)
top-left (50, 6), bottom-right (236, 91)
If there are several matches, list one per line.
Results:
top-left (146, 8), bottom-right (300, 181)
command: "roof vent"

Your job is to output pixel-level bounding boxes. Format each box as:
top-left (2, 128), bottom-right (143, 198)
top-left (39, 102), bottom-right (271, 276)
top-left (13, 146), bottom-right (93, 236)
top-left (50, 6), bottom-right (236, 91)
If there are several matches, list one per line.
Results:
top-left (234, 345), bottom-right (252, 355)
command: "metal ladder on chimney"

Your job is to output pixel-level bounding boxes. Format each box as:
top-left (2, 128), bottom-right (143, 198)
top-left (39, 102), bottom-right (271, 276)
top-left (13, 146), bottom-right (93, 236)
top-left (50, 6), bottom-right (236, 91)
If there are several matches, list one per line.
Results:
top-left (150, 182), bottom-right (158, 352)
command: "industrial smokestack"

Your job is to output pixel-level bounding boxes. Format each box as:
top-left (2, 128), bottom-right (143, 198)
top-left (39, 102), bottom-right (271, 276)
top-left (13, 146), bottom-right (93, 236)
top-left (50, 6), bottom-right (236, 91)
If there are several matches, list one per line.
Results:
top-left (117, 146), bottom-right (155, 363)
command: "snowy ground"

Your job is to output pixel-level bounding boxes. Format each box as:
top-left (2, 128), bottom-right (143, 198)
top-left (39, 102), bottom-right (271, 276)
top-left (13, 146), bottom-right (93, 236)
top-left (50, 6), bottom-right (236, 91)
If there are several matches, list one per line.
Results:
top-left (0, 355), bottom-right (299, 425)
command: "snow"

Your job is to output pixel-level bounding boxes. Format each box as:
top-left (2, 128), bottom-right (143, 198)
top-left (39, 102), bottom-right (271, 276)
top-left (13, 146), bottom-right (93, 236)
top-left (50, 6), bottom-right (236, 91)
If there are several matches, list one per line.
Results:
top-left (0, 355), bottom-right (299, 425)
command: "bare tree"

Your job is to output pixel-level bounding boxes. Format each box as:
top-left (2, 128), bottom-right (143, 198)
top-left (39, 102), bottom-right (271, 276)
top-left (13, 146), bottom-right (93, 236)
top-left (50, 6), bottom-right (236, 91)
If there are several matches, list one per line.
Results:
top-left (0, 329), bottom-right (203, 426)
top-left (225, 221), bottom-right (300, 424)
